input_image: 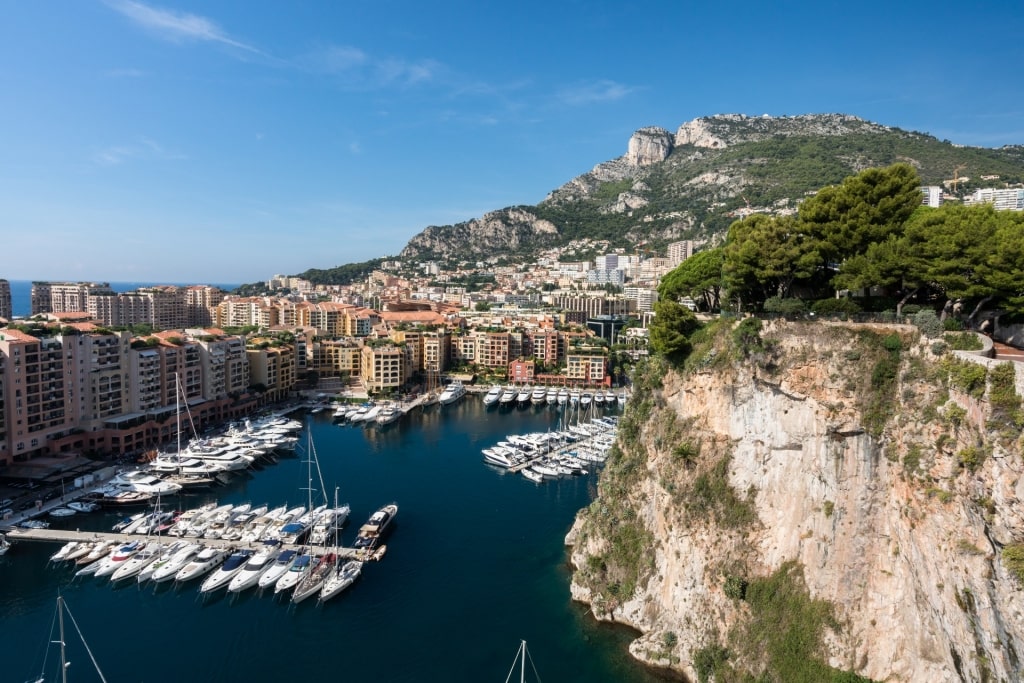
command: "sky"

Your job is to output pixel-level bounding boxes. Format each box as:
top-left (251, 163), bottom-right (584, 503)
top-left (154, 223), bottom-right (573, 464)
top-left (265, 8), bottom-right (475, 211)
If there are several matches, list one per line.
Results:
top-left (1, 1), bottom-right (1022, 285)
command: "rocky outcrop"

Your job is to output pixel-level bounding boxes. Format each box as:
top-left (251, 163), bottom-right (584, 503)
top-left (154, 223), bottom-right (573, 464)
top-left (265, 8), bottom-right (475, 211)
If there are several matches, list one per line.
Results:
top-left (626, 127), bottom-right (674, 166)
top-left (674, 113), bottom-right (895, 149)
top-left (399, 207), bottom-right (557, 260)
top-left (568, 322), bottom-right (1024, 682)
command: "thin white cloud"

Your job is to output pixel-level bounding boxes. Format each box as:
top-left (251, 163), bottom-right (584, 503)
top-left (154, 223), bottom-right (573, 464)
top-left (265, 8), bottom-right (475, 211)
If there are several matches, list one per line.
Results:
top-left (104, 67), bottom-right (146, 78)
top-left (557, 79), bottom-right (634, 106)
top-left (92, 137), bottom-right (185, 166)
top-left (304, 44), bottom-right (439, 88)
top-left (107, 0), bottom-right (259, 53)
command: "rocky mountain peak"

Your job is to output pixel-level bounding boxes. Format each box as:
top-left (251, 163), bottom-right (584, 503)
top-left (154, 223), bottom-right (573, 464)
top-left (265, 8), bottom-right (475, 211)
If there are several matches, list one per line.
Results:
top-left (626, 127), bottom-right (674, 166)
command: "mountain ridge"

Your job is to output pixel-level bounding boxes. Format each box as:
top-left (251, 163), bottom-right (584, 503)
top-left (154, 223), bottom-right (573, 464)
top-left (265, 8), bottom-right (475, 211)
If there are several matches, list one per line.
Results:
top-left (398, 113), bottom-right (1024, 264)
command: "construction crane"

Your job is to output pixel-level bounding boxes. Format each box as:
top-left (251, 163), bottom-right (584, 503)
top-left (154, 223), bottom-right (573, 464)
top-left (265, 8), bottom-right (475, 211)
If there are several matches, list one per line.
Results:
top-left (951, 164), bottom-right (967, 193)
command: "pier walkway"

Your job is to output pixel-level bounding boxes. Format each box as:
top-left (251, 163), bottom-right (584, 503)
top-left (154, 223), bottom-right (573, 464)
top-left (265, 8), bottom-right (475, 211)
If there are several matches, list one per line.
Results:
top-left (2, 527), bottom-right (372, 560)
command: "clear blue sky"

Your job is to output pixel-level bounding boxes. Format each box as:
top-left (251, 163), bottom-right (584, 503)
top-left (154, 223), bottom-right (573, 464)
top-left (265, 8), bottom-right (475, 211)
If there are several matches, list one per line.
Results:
top-left (2, 1), bottom-right (1022, 284)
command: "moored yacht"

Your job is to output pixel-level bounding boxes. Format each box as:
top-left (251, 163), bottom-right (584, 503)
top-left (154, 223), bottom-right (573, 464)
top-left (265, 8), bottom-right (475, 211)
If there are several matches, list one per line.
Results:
top-left (482, 385), bottom-right (502, 406)
top-left (499, 386), bottom-right (517, 406)
top-left (258, 548), bottom-right (301, 590)
top-left (438, 380), bottom-right (467, 405)
top-left (319, 559), bottom-right (362, 603)
top-left (353, 503), bottom-right (398, 549)
top-left (228, 543), bottom-right (280, 592)
top-left (174, 546), bottom-right (229, 582)
top-left (199, 549), bottom-right (253, 593)
top-left (531, 386), bottom-right (547, 405)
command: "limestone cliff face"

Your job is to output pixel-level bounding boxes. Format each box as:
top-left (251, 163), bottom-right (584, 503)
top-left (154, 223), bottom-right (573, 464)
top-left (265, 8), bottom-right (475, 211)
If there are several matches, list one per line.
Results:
top-left (568, 322), bottom-right (1024, 682)
top-left (399, 207), bottom-right (557, 260)
top-left (627, 127), bottom-right (674, 166)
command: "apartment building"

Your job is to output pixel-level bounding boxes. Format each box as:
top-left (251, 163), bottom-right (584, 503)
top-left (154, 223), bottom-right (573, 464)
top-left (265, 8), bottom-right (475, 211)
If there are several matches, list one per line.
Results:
top-left (552, 294), bottom-right (637, 318)
top-left (0, 279), bottom-right (11, 321)
top-left (565, 354), bottom-right (608, 386)
top-left (0, 328), bottom-right (75, 464)
top-left (310, 339), bottom-right (362, 380)
top-left (194, 335), bottom-right (249, 400)
top-left (967, 187), bottom-right (1024, 211)
top-left (185, 285), bottom-right (225, 327)
top-left (247, 342), bottom-right (296, 404)
top-left (667, 240), bottom-right (695, 266)
top-left (31, 282), bottom-right (115, 315)
top-left (624, 287), bottom-right (658, 313)
top-left (920, 186), bottom-right (943, 208)
top-left (360, 344), bottom-right (406, 393)
top-left (525, 330), bottom-right (560, 365)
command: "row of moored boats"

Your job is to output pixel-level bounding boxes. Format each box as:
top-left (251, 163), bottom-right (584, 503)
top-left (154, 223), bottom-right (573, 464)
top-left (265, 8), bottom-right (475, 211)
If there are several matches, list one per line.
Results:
top-left (482, 385), bottom-right (626, 409)
top-left (482, 416), bottom-right (618, 483)
top-left (48, 501), bottom-right (397, 604)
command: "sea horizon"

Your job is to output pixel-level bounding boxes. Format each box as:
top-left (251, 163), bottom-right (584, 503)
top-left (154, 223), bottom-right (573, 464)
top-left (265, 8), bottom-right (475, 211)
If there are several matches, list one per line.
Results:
top-left (4, 280), bottom-right (241, 318)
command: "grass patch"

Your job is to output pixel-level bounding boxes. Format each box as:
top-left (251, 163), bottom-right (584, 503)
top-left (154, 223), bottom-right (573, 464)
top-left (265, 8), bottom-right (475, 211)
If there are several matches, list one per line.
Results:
top-left (724, 562), bottom-right (876, 683)
top-left (944, 357), bottom-right (988, 399)
top-left (685, 453), bottom-right (758, 529)
top-left (1002, 545), bottom-right (1024, 583)
top-left (944, 332), bottom-right (984, 351)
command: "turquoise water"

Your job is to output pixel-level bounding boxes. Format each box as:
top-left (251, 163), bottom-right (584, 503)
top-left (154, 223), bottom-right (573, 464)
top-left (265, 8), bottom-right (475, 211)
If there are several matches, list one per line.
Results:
top-left (1, 401), bottom-right (668, 682)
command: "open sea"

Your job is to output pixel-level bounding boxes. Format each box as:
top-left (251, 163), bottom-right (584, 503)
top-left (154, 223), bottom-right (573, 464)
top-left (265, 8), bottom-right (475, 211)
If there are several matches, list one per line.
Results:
top-left (0, 401), bottom-right (669, 683)
top-left (5, 280), bottom-right (241, 318)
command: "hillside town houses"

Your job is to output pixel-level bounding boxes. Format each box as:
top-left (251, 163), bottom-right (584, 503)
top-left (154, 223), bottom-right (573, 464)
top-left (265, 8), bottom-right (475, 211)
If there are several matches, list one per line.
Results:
top-left (0, 239), bottom-right (691, 466)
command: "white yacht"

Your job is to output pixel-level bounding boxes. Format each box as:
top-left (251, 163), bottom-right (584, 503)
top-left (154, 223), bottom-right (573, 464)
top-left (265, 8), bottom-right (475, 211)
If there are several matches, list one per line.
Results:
top-left (227, 543), bottom-right (280, 592)
top-left (111, 543), bottom-right (166, 582)
top-left (531, 386), bottom-right (547, 405)
top-left (482, 385), bottom-right (502, 406)
top-left (175, 546), bottom-right (229, 582)
top-left (94, 540), bottom-right (145, 578)
top-left (499, 386), bottom-right (517, 406)
top-left (199, 549), bottom-right (254, 593)
top-left (438, 380), bottom-right (467, 405)
top-left (98, 471), bottom-right (182, 497)
top-left (557, 388), bottom-right (569, 406)
top-left (546, 387), bottom-right (558, 405)
top-left (143, 542), bottom-right (199, 583)
top-left (308, 504), bottom-right (351, 546)
top-left (274, 553), bottom-right (313, 594)
top-left (516, 386), bottom-right (532, 406)
top-left (258, 548), bottom-right (302, 590)
top-left (375, 403), bottom-right (402, 426)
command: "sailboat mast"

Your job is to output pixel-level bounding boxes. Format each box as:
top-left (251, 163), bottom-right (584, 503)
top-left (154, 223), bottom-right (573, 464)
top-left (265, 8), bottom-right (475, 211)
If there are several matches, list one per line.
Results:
top-left (58, 596), bottom-right (68, 683)
top-left (520, 640), bottom-right (526, 683)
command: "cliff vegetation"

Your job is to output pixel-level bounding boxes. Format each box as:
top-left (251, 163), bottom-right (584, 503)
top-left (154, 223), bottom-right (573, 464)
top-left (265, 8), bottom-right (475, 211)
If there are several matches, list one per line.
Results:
top-left (568, 318), bottom-right (1024, 682)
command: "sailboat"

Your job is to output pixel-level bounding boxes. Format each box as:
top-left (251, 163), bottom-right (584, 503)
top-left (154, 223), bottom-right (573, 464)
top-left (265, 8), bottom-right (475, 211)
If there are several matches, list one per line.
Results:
top-left (319, 487), bottom-right (362, 603)
top-left (503, 640), bottom-right (541, 683)
top-left (29, 595), bottom-right (108, 683)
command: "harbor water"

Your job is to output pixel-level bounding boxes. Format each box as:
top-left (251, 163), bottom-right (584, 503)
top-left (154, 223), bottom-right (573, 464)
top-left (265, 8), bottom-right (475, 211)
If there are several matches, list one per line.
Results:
top-left (1, 399), bottom-right (668, 682)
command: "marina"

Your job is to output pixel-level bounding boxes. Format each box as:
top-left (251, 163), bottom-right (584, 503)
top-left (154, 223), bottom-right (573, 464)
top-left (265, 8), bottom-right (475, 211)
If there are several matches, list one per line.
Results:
top-left (1, 396), bottom-right (659, 683)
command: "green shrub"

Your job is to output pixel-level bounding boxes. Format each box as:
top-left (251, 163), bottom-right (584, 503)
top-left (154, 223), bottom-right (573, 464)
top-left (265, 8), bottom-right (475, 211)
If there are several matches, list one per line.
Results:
top-left (945, 358), bottom-right (988, 398)
top-left (724, 574), bottom-right (748, 600)
top-left (903, 444), bottom-right (922, 473)
top-left (912, 309), bottom-right (943, 338)
top-left (988, 362), bottom-right (1023, 427)
top-left (902, 304), bottom-right (922, 315)
top-left (957, 446), bottom-right (986, 473)
top-left (944, 332), bottom-right (983, 351)
top-left (693, 644), bottom-right (731, 683)
top-left (930, 341), bottom-right (948, 355)
top-left (1001, 545), bottom-right (1024, 583)
top-left (943, 318), bottom-right (966, 331)
top-left (732, 317), bottom-right (764, 357)
top-left (686, 454), bottom-right (757, 529)
top-left (811, 297), bottom-right (862, 316)
top-left (764, 296), bottom-right (808, 315)
top-left (823, 500), bottom-right (835, 517)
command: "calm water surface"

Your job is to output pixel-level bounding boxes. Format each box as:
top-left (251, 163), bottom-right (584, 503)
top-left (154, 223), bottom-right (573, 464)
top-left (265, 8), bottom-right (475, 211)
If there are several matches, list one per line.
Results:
top-left (1, 401), bottom-right (670, 682)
